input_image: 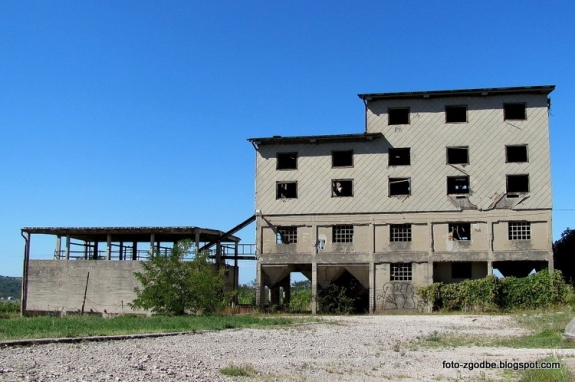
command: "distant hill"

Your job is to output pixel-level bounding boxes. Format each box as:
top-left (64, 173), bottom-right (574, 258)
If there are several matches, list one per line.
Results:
top-left (0, 276), bottom-right (22, 300)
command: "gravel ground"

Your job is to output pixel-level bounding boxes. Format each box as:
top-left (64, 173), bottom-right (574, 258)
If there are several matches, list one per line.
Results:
top-left (1, 315), bottom-right (575, 381)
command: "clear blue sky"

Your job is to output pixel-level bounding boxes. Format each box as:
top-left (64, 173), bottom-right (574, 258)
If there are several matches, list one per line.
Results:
top-left (1, 1), bottom-right (574, 284)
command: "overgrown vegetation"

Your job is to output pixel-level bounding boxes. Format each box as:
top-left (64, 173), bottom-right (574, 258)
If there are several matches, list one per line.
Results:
top-left (289, 280), bottom-right (312, 313)
top-left (220, 364), bottom-right (258, 377)
top-left (417, 270), bottom-right (574, 312)
top-left (554, 228), bottom-right (575, 285)
top-left (318, 278), bottom-right (365, 314)
top-left (130, 240), bottom-right (230, 315)
top-left (518, 357), bottom-right (572, 382)
top-left (0, 301), bottom-right (20, 316)
top-left (0, 314), bottom-right (305, 341)
top-left (0, 276), bottom-right (21, 300)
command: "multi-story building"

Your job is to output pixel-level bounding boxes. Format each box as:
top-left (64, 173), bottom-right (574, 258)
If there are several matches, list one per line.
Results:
top-left (248, 85), bottom-right (555, 314)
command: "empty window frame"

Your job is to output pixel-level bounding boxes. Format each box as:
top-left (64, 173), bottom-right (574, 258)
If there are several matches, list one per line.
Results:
top-left (332, 179), bottom-right (353, 197)
top-left (276, 226), bottom-right (298, 244)
top-left (451, 262), bottom-right (472, 279)
top-left (447, 176), bottom-right (470, 195)
top-left (504, 103), bottom-right (526, 120)
top-left (332, 150), bottom-right (353, 167)
top-left (508, 222), bottom-right (531, 240)
top-left (276, 182), bottom-right (297, 199)
top-left (389, 177), bottom-right (411, 196)
top-left (446, 147), bottom-right (469, 165)
top-left (448, 223), bottom-right (471, 241)
top-left (276, 152), bottom-right (298, 170)
top-left (506, 174), bottom-right (529, 193)
top-left (391, 263), bottom-right (412, 281)
top-left (388, 107), bottom-right (410, 125)
top-left (506, 145), bottom-right (528, 163)
top-left (390, 224), bottom-right (412, 242)
top-left (445, 105), bottom-right (467, 123)
top-left (332, 225), bottom-right (353, 243)
top-left (388, 148), bottom-right (411, 166)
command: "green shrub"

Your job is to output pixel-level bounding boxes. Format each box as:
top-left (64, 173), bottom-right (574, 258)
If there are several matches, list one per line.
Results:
top-left (289, 289), bottom-right (312, 313)
top-left (0, 301), bottom-right (20, 314)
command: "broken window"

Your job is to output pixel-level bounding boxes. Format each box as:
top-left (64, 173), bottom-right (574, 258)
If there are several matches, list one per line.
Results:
top-left (506, 145), bottom-right (528, 163)
top-left (389, 177), bottom-right (411, 196)
top-left (390, 224), bottom-right (412, 242)
top-left (451, 262), bottom-right (472, 279)
top-left (332, 179), bottom-right (353, 197)
top-left (504, 103), bottom-right (526, 120)
top-left (391, 263), bottom-right (412, 281)
top-left (332, 150), bottom-right (353, 167)
top-left (332, 225), bottom-right (353, 243)
top-left (447, 176), bottom-right (470, 195)
top-left (445, 105), bottom-right (467, 123)
top-left (446, 147), bottom-right (469, 165)
top-left (276, 182), bottom-right (297, 199)
top-left (448, 223), bottom-right (471, 241)
top-left (508, 222), bottom-right (531, 240)
top-left (506, 174), bottom-right (529, 193)
top-left (388, 148), bottom-right (411, 166)
top-left (388, 107), bottom-right (410, 125)
top-left (276, 152), bottom-right (298, 170)
top-left (276, 226), bottom-right (297, 244)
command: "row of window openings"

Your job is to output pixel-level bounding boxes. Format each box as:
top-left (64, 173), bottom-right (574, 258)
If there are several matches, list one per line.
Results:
top-left (390, 262), bottom-right (476, 281)
top-left (277, 145), bottom-right (528, 170)
top-left (276, 174), bottom-right (529, 199)
top-left (276, 222), bottom-right (531, 244)
top-left (388, 103), bottom-right (527, 125)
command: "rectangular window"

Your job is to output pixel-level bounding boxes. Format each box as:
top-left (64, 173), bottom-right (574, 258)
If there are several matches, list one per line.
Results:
top-left (507, 174), bottom-right (529, 193)
top-left (452, 262), bottom-right (472, 279)
top-left (504, 103), bottom-right (526, 120)
top-left (276, 226), bottom-right (297, 244)
top-left (391, 263), bottom-right (412, 281)
top-left (332, 225), bottom-right (353, 243)
top-left (506, 145), bottom-right (528, 163)
top-left (390, 224), bottom-right (412, 242)
top-left (508, 222), bottom-right (531, 240)
top-left (447, 176), bottom-right (470, 195)
top-left (276, 152), bottom-right (298, 170)
top-left (276, 182), bottom-right (297, 199)
top-left (332, 179), bottom-right (353, 197)
top-left (446, 147), bottom-right (469, 165)
top-left (388, 107), bottom-right (410, 125)
top-left (389, 177), bottom-right (411, 196)
top-left (332, 150), bottom-right (353, 167)
top-left (445, 105), bottom-right (467, 123)
top-left (448, 223), bottom-right (471, 241)
top-left (388, 148), bottom-right (411, 166)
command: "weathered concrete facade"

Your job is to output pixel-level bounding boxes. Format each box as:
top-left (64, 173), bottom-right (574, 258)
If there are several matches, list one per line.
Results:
top-left (249, 85), bottom-right (555, 314)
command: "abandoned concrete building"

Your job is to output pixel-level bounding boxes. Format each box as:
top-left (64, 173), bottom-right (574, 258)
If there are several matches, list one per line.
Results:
top-left (249, 85), bottom-right (555, 314)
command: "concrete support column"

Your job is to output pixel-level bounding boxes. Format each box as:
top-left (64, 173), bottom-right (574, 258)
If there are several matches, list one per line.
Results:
top-left (283, 274), bottom-right (291, 307)
top-left (93, 242), bottom-right (99, 260)
top-left (119, 242), bottom-right (124, 261)
top-left (256, 263), bottom-right (265, 308)
top-left (106, 233), bottom-right (112, 260)
top-left (195, 231), bottom-right (201, 254)
top-left (369, 262), bottom-right (375, 314)
top-left (311, 262), bottom-right (318, 315)
top-left (21, 232), bottom-right (31, 315)
top-left (55, 236), bottom-right (62, 259)
top-left (487, 260), bottom-right (493, 275)
top-left (149, 234), bottom-right (155, 257)
top-left (65, 235), bottom-right (71, 260)
top-left (132, 241), bottom-right (137, 261)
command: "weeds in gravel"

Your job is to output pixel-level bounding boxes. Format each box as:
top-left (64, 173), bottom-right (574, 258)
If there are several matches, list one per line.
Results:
top-left (515, 357), bottom-right (572, 382)
top-left (0, 315), bottom-right (313, 341)
top-left (220, 364), bottom-right (258, 377)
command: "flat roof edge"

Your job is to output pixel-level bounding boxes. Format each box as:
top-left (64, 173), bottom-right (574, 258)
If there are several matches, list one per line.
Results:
top-left (247, 132), bottom-right (383, 145)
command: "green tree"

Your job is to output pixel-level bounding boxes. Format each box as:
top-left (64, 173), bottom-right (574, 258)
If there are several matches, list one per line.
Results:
top-left (554, 228), bottom-right (575, 285)
top-left (130, 240), bottom-right (228, 315)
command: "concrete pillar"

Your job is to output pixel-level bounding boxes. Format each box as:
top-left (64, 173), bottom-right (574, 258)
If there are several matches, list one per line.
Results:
top-left (149, 234), bottom-right (155, 257)
top-left (487, 260), bottom-right (493, 275)
top-left (106, 233), bottom-right (112, 260)
top-left (132, 241), bottom-right (137, 260)
top-left (21, 232), bottom-right (31, 315)
top-left (119, 242), bottom-right (124, 261)
top-left (195, 231), bottom-right (201, 254)
top-left (93, 241), bottom-right (99, 260)
top-left (283, 274), bottom-right (291, 306)
top-left (256, 263), bottom-right (265, 308)
top-left (55, 236), bottom-right (62, 259)
top-left (369, 262), bottom-right (375, 314)
top-left (311, 262), bottom-right (318, 315)
top-left (65, 235), bottom-right (71, 260)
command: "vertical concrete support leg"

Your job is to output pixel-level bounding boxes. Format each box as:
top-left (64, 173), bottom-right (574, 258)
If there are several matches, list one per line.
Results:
top-left (311, 263), bottom-right (318, 315)
top-left (55, 236), bottom-right (61, 259)
top-left (65, 235), bottom-right (71, 260)
top-left (256, 263), bottom-right (265, 308)
top-left (149, 234), bottom-right (155, 258)
top-left (21, 232), bottom-right (31, 315)
top-left (132, 241), bottom-right (137, 260)
top-left (487, 260), bottom-right (493, 275)
top-left (93, 242), bottom-right (99, 260)
top-left (369, 262), bottom-right (375, 314)
top-left (106, 233), bottom-right (112, 260)
top-left (283, 274), bottom-right (291, 307)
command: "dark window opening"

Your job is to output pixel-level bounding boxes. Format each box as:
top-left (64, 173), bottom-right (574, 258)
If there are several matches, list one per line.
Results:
top-left (388, 148), bottom-right (411, 166)
top-left (276, 152), bottom-right (298, 170)
top-left (332, 180), bottom-right (353, 197)
top-left (333, 225), bottom-right (353, 243)
top-left (389, 178), bottom-right (411, 196)
top-left (449, 223), bottom-right (471, 241)
top-left (452, 262), bottom-right (472, 279)
top-left (507, 175), bottom-right (529, 193)
top-left (388, 108), bottom-right (410, 125)
top-left (390, 224), bottom-right (412, 242)
top-left (504, 103), bottom-right (526, 120)
top-left (276, 226), bottom-right (297, 244)
top-left (506, 145), bottom-right (528, 163)
top-left (276, 182), bottom-right (297, 199)
top-left (447, 176), bottom-right (470, 194)
top-left (446, 147), bottom-right (469, 165)
top-left (332, 150), bottom-right (353, 167)
top-left (391, 263), bottom-right (412, 281)
top-left (445, 105), bottom-right (467, 123)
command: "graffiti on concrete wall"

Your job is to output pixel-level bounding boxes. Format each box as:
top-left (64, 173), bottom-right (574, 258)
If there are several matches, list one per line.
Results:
top-left (376, 282), bottom-right (416, 310)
